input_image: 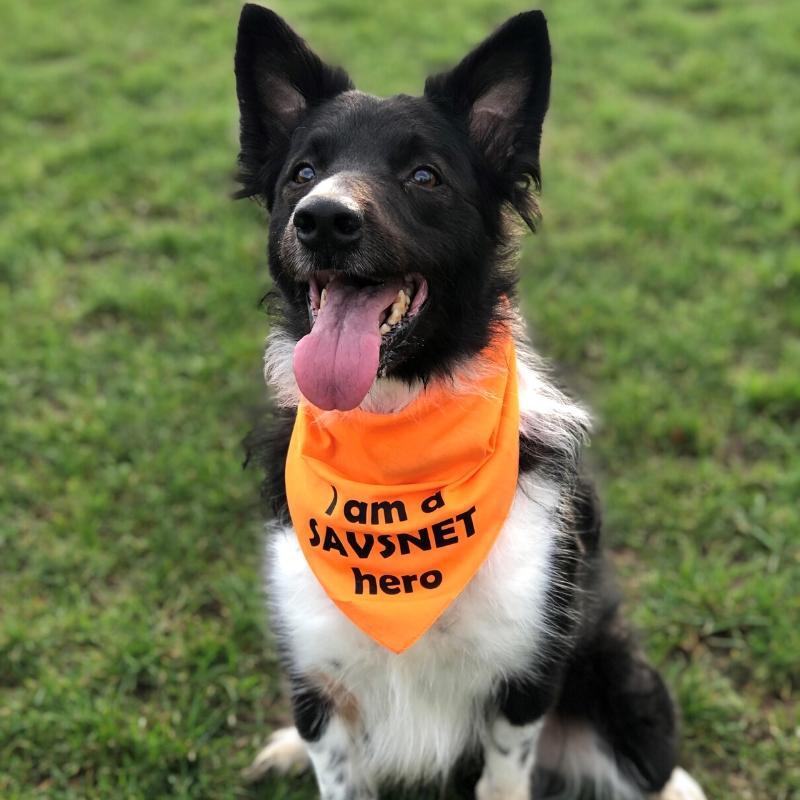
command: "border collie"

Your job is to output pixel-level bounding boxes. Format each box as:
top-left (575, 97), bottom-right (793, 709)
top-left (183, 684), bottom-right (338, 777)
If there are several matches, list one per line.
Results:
top-left (234, 5), bottom-right (706, 799)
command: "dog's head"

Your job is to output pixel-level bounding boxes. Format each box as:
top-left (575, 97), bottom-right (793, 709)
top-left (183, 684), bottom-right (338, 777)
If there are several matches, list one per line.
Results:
top-left (234, 5), bottom-right (551, 411)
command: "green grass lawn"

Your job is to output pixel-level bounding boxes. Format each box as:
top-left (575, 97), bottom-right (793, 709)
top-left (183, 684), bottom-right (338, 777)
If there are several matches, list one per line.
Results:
top-left (1, 0), bottom-right (798, 797)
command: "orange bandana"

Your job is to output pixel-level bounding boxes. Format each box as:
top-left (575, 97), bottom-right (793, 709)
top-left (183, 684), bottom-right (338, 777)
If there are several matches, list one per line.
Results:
top-left (285, 333), bottom-right (520, 653)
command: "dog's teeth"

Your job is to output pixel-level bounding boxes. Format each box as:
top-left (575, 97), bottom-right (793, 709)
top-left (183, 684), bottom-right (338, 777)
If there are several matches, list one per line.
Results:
top-left (320, 287), bottom-right (327, 308)
top-left (378, 282), bottom-right (416, 337)
top-left (386, 308), bottom-right (403, 325)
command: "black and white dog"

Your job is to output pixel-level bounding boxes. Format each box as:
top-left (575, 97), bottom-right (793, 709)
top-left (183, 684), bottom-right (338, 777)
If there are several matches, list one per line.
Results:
top-left (234, 5), bottom-right (706, 799)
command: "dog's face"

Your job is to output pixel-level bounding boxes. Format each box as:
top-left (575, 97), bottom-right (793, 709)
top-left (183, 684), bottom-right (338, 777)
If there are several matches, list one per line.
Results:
top-left (235, 5), bottom-right (551, 410)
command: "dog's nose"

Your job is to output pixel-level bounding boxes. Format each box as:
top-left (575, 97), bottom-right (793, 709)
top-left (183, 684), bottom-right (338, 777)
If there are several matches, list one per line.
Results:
top-left (293, 197), bottom-right (363, 251)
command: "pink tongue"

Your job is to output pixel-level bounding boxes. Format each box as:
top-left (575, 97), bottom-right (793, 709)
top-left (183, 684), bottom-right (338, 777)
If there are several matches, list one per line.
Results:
top-left (293, 275), bottom-right (404, 411)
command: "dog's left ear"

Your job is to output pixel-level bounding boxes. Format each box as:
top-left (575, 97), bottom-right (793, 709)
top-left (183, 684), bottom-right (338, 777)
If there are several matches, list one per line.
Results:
top-left (234, 4), bottom-right (353, 202)
top-left (424, 11), bottom-right (551, 226)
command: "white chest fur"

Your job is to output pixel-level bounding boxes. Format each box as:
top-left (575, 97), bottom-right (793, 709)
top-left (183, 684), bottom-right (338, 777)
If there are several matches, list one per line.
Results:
top-left (266, 473), bottom-right (562, 782)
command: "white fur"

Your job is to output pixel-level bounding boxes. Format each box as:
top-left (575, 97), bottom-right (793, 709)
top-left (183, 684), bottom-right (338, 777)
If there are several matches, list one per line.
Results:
top-left (263, 317), bottom-right (592, 458)
top-left (263, 329), bottom-right (426, 413)
top-left (247, 716), bottom-right (708, 800)
top-left (537, 719), bottom-right (642, 800)
top-left (514, 331), bottom-right (591, 461)
top-left (654, 768), bottom-right (707, 800)
top-left (243, 726), bottom-right (309, 782)
top-left (263, 327), bottom-right (302, 408)
top-left (257, 328), bottom-right (706, 799)
top-left (266, 470), bottom-right (562, 783)
top-left (307, 716), bottom-right (377, 800)
top-left (260, 326), bottom-right (589, 789)
top-left (296, 174), bottom-right (362, 214)
top-left (476, 717), bottom-right (544, 800)
top-left (534, 719), bottom-right (708, 800)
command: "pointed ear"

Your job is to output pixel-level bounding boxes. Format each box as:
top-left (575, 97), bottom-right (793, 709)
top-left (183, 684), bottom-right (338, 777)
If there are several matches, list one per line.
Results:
top-left (234, 5), bottom-right (353, 201)
top-left (424, 11), bottom-right (551, 227)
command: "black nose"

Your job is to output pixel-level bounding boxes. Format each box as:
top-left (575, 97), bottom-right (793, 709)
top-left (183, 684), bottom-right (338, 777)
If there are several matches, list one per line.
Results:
top-left (293, 197), bottom-right (363, 251)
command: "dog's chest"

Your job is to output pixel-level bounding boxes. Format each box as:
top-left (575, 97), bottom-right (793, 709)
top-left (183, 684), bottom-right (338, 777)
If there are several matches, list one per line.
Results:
top-left (266, 474), bottom-right (561, 780)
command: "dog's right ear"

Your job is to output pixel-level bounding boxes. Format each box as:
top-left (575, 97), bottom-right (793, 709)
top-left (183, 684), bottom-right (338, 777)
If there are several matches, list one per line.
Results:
top-left (234, 4), bottom-right (353, 202)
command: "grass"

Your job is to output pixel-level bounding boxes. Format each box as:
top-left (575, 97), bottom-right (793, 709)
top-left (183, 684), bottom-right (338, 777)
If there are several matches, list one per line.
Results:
top-left (1, 0), bottom-right (798, 797)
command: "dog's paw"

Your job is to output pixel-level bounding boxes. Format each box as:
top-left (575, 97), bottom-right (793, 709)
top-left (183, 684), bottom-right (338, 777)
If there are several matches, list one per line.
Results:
top-left (241, 726), bottom-right (310, 783)
top-left (653, 767), bottom-right (707, 800)
top-left (475, 774), bottom-right (530, 800)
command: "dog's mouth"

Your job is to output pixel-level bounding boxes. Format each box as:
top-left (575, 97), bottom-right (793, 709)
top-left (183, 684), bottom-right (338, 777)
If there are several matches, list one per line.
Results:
top-left (293, 271), bottom-right (429, 411)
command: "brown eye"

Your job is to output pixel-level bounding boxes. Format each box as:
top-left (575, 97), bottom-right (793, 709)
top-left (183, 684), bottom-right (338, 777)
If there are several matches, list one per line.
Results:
top-left (409, 166), bottom-right (440, 188)
top-left (293, 163), bottom-right (316, 184)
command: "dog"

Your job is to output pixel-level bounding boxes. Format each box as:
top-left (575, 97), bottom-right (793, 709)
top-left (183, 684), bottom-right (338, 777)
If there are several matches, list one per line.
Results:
top-left (234, 5), bottom-right (707, 799)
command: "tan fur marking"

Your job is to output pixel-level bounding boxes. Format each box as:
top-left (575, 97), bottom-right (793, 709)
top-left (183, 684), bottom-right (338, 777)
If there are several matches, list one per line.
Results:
top-left (311, 672), bottom-right (361, 726)
top-left (344, 178), bottom-right (373, 210)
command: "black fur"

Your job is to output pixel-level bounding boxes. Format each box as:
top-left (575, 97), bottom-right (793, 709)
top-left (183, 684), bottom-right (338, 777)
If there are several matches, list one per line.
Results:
top-left (424, 11), bottom-right (551, 230)
top-left (554, 608), bottom-right (678, 793)
top-left (234, 4), bottom-right (552, 385)
top-left (235, 7), bottom-right (679, 798)
top-left (290, 674), bottom-right (333, 743)
top-left (234, 5), bottom-right (353, 203)
top-left (242, 405), bottom-right (294, 523)
top-left (498, 483), bottom-right (678, 795)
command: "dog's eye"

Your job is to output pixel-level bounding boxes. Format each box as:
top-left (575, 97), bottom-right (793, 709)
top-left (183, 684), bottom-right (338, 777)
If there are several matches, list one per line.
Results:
top-left (409, 166), bottom-right (440, 188)
top-left (293, 163), bottom-right (316, 184)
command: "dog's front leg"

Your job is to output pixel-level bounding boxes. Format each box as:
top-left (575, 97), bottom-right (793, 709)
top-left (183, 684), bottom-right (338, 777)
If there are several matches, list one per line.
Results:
top-left (306, 714), bottom-right (377, 800)
top-left (476, 715), bottom-right (544, 800)
top-left (476, 674), bottom-right (556, 800)
top-left (290, 677), bottom-right (376, 800)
